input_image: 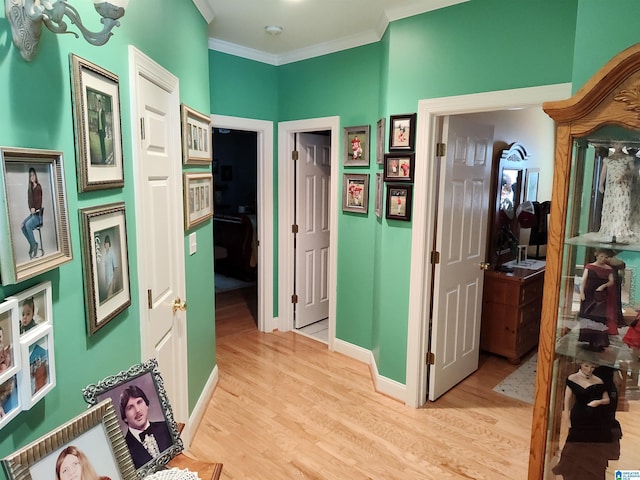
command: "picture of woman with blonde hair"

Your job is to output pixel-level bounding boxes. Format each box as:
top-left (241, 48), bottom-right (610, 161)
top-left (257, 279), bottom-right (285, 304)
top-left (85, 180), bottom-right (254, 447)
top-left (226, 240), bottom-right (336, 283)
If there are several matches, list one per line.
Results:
top-left (55, 446), bottom-right (111, 480)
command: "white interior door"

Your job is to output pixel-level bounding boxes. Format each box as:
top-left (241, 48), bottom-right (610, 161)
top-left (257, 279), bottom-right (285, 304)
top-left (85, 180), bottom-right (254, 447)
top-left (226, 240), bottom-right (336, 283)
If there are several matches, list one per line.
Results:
top-left (428, 116), bottom-right (494, 401)
top-left (130, 48), bottom-right (188, 426)
top-left (294, 133), bottom-right (331, 329)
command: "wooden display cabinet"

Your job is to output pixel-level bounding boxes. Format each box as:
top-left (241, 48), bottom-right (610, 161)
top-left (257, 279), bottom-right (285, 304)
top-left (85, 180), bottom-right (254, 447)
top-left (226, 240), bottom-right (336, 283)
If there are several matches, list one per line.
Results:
top-left (530, 44), bottom-right (640, 478)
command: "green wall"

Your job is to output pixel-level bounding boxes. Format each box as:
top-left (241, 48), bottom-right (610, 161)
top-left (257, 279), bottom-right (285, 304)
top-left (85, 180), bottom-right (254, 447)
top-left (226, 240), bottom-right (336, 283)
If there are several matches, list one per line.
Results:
top-left (0, 0), bottom-right (214, 471)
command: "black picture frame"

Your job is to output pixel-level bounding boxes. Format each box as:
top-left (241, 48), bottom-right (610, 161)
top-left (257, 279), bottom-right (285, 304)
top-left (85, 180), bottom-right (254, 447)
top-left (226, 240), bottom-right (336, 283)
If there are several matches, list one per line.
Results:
top-left (386, 184), bottom-right (413, 221)
top-left (389, 113), bottom-right (416, 151)
top-left (383, 153), bottom-right (415, 182)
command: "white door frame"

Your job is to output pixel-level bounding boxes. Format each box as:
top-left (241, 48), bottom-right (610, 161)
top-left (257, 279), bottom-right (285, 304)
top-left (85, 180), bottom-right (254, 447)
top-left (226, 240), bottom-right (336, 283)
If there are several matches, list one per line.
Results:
top-left (211, 115), bottom-right (274, 333)
top-left (278, 117), bottom-right (340, 349)
top-left (405, 83), bottom-right (572, 407)
top-left (128, 47), bottom-right (189, 432)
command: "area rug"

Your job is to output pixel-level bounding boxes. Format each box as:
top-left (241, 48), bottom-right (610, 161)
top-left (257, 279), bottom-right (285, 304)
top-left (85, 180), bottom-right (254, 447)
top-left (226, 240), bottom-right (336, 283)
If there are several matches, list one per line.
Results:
top-left (492, 353), bottom-right (537, 404)
top-left (215, 273), bottom-right (256, 293)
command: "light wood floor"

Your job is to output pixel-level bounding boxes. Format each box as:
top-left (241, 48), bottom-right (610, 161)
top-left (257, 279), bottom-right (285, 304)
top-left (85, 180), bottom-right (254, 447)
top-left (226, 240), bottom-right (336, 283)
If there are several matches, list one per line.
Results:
top-left (188, 288), bottom-right (534, 479)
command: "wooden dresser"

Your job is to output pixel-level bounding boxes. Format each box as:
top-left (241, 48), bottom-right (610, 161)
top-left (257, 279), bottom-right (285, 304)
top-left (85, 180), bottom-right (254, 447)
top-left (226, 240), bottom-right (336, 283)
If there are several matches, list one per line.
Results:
top-left (480, 265), bottom-right (545, 363)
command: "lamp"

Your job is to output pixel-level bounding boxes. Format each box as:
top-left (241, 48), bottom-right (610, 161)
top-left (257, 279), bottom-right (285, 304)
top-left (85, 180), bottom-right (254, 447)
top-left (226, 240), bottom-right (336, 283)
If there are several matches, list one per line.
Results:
top-left (5, 0), bottom-right (129, 61)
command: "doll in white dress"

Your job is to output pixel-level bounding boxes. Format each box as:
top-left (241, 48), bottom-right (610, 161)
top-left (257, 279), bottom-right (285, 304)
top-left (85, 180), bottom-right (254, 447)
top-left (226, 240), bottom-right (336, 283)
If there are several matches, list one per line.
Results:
top-left (598, 145), bottom-right (636, 241)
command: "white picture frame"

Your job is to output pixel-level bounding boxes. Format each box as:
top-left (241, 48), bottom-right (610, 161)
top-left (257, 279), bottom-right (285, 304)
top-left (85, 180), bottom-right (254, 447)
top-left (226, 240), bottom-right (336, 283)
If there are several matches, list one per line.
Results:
top-left (18, 324), bottom-right (55, 409)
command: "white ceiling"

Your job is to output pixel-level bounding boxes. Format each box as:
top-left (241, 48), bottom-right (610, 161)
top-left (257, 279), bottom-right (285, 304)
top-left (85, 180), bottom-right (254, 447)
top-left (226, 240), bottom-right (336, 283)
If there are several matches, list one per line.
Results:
top-left (193, 0), bottom-right (469, 65)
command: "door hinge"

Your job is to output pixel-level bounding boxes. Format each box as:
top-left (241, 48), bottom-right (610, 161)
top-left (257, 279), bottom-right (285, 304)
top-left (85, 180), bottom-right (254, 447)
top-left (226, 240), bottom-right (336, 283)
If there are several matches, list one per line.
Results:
top-left (147, 289), bottom-right (153, 309)
top-left (431, 251), bottom-right (441, 264)
top-left (426, 352), bottom-right (435, 365)
top-left (291, 150), bottom-right (299, 161)
top-left (291, 294), bottom-right (298, 304)
top-left (292, 224), bottom-right (299, 234)
top-left (435, 142), bottom-right (446, 157)
top-left (140, 117), bottom-right (145, 140)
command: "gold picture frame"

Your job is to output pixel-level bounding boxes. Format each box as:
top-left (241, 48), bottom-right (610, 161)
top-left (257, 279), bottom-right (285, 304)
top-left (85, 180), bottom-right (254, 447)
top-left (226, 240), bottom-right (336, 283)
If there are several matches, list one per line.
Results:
top-left (183, 172), bottom-right (213, 230)
top-left (2, 399), bottom-right (136, 480)
top-left (180, 104), bottom-right (212, 165)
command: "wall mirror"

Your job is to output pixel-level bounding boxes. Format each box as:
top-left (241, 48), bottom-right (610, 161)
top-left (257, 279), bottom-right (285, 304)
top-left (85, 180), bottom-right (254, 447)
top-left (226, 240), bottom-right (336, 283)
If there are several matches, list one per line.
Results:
top-left (487, 142), bottom-right (528, 270)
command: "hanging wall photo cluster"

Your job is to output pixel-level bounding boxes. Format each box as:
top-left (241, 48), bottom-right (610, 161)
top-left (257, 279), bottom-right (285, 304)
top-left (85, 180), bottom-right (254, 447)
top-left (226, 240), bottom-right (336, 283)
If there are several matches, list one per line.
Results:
top-left (380, 113), bottom-right (416, 221)
top-left (342, 125), bottom-right (371, 215)
top-left (0, 281), bottom-right (56, 431)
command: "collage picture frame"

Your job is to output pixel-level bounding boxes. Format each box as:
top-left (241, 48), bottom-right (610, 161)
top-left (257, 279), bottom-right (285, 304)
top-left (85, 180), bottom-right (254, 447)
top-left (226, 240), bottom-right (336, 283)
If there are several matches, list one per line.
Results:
top-left (70, 54), bottom-right (124, 192)
top-left (82, 359), bottom-right (184, 477)
top-left (2, 399), bottom-right (136, 480)
top-left (0, 298), bottom-right (20, 429)
top-left (0, 147), bottom-right (73, 285)
top-left (183, 172), bottom-right (214, 230)
top-left (79, 202), bottom-right (131, 335)
top-left (343, 125), bottom-right (370, 167)
top-left (181, 104), bottom-right (213, 165)
top-left (383, 153), bottom-right (415, 182)
top-left (19, 324), bottom-right (55, 410)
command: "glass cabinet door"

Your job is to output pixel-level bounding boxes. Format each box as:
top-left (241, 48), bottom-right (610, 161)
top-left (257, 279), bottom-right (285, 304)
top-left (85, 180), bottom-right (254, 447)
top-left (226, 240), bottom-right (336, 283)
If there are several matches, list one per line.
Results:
top-left (530, 44), bottom-right (640, 479)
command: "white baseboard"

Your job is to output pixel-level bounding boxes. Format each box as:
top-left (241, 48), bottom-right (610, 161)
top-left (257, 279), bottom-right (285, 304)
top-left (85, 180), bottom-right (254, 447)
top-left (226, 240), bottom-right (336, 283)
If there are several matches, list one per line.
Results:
top-left (183, 364), bottom-right (219, 448)
top-left (333, 338), bottom-right (407, 403)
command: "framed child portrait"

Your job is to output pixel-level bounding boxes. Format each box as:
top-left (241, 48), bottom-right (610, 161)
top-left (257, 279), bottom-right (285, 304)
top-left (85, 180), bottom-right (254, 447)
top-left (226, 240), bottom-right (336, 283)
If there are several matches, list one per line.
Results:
top-left (343, 125), bottom-right (370, 167)
top-left (389, 113), bottom-right (416, 151)
top-left (70, 54), bottom-right (125, 192)
top-left (3, 399), bottom-right (136, 480)
top-left (0, 147), bottom-right (73, 285)
top-left (79, 202), bottom-right (131, 335)
top-left (383, 153), bottom-right (415, 182)
top-left (18, 324), bottom-right (55, 409)
top-left (0, 297), bottom-right (20, 386)
top-left (8, 280), bottom-right (53, 338)
top-left (386, 184), bottom-right (413, 221)
top-left (0, 375), bottom-right (20, 430)
top-left (342, 173), bottom-right (369, 214)
top-left (82, 359), bottom-right (184, 477)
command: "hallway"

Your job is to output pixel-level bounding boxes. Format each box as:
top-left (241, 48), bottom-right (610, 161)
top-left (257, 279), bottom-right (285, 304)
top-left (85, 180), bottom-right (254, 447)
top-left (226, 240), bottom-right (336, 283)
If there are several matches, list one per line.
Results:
top-left (188, 290), bottom-right (533, 479)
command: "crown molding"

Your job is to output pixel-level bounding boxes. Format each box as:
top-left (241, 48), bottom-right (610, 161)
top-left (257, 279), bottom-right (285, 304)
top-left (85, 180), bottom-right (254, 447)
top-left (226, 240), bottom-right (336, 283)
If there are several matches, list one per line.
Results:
top-left (192, 0), bottom-right (215, 23)
top-left (385, 0), bottom-right (469, 21)
top-left (208, 38), bottom-right (281, 65)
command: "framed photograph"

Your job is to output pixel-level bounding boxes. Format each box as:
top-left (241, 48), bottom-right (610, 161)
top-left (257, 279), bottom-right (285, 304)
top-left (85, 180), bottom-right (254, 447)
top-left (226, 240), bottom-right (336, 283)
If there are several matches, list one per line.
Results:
top-left (183, 173), bottom-right (213, 230)
top-left (82, 359), bottom-right (184, 477)
top-left (386, 184), bottom-right (413, 221)
top-left (0, 298), bottom-right (20, 385)
top-left (342, 173), bottom-right (369, 214)
top-left (383, 153), bottom-right (415, 182)
top-left (376, 118), bottom-right (386, 165)
top-left (8, 281), bottom-right (53, 337)
top-left (18, 324), bottom-right (55, 409)
top-left (181, 104), bottom-right (212, 165)
top-left (525, 168), bottom-right (540, 202)
top-left (70, 54), bottom-right (124, 192)
top-left (374, 173), bottom-right (383, 219)
top-left (79, 203), bottom-right (131, 336)
top-left (3, 399), bottom-right (136, 480)
top-left (0, 147), bottom-right (73, 285)
top-left (0, 375), bottom-right (21, 430)
top-left (343, 125), bottom-right (370, 167)
top-left (389, 113), bottom-right (417, 151)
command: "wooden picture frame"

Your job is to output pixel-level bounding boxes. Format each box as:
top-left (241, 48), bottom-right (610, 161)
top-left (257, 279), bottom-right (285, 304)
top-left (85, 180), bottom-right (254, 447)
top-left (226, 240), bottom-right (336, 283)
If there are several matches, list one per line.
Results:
top-left (82, 359), bottom-right (184, 477)
top-left (18, 324), bottom-right (55, 410)
top-left (386, 184), bottom-right (413, 221)
top-left (79, 203), bottom-right (131, 335)
top-left (388, 113), bottom-right (416, 151)
top-left (0, 298), bottom-right (20, 386)
top-left (183, 172), bottom-right (213, 230)
top-left (525, 168), bottom-right (540, 202)
top-left (2, 399), bottom-right (136, 480)
top-left (376, 118), bottom-right (386, 165)
top-left (343, 125), bottom-right (370, 167)
top-left (383, 153), bottom-right (415, 182)
top-left (374, 172), bottom-right (383, 219)
top-left (70, 54), bottom-right (124, 192)
top-left (342, 173), bottom-right (369, 214)
top-left (0, 147), bottom-right (73, 285)
top-left (181, 104), bottom-right (212, 165)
